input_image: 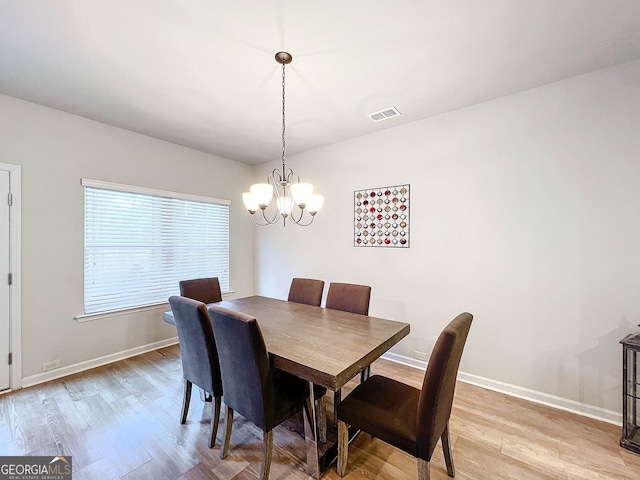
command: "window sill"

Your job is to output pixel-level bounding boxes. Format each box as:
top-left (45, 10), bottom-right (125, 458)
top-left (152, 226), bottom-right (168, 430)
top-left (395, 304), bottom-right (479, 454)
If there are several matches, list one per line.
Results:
top-left (75, 290), bottom-right (236, 323)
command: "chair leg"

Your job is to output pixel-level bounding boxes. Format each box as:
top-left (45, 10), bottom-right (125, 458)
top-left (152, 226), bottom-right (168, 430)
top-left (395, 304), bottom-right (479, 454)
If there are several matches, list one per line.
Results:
top-left (180, 379), bottom-right (192, 424)
top-left (337, 420), bottom-right (349, 477)
top-left (208, 395), bottom-right (222, 448)
top-left (441, 421), bottom-right (455, 477)
top-left (200, 388), bottom-right (213, 402)
top-left (418, 458), bottom-right (430, 480)
top-left (260, 429), bottom-right (274, 480)
top-left (220, 405), bottom-right (234, 459)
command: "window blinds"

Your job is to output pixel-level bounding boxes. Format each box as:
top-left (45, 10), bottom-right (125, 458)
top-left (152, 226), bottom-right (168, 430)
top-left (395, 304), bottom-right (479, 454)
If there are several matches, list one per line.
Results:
top-left (83, 180), bottom-right (230, 314)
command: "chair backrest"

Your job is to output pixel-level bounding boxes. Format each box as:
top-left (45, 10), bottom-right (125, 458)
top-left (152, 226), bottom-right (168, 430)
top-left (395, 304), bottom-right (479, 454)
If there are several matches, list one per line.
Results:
top-left (168, 295), bottom-right (223, 397)
top-left (287, 278), bottom-right (325, 306)
top-left (416, 312), bottom-right (473, 461)
top-left (325, 282), bottom-right (371, 315)
top-left (179, 277), bottom-right (222, 304)
top-left (208, 305), bottom-right (274, 431)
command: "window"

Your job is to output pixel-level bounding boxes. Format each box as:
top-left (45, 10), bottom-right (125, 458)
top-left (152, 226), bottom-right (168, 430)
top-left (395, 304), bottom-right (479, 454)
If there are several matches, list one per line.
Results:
top-left (82, 179), bottom-right (230, 315)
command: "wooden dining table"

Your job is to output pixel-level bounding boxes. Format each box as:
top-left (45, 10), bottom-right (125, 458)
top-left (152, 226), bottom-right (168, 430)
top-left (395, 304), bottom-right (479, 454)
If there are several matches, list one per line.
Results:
top-left (163, 295), bottom-right (410, 478)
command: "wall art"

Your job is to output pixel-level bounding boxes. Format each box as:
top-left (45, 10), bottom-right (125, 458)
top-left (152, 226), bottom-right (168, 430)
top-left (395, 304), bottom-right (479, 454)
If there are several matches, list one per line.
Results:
top-left (354, 184), bottom-right (410, 247)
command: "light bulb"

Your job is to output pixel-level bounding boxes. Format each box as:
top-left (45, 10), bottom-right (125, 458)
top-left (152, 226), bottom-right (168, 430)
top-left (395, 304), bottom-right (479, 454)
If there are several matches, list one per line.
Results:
top-left (250, 183), bottom-right (274, 207)
top-left (307, 194), bottom-right (324, 214)
top-left (276, 196), bottom-right (295, 216)
top-left (290, 182), bottom-right (313, 207)
top-left (242, 192), bottom-right (259, 213)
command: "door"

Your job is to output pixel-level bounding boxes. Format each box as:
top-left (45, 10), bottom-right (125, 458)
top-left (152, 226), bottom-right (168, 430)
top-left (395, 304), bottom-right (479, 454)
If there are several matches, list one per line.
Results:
top-left (0, 170), bottom-right (9, 391)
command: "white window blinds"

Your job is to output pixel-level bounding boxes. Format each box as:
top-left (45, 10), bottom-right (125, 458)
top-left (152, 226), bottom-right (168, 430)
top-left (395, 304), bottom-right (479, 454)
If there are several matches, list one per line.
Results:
top-left (82, 179), bottom-right (230, 315)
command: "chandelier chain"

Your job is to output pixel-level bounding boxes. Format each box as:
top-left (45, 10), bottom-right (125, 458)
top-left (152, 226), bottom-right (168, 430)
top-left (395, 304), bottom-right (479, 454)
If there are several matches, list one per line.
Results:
top-left (281, 61), bottom-right (286, 173)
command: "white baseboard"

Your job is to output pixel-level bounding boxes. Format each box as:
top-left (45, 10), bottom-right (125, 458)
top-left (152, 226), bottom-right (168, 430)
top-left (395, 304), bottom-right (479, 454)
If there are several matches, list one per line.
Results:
top-left (382, 351), bottom-right (429, 370)
top-left (381, 352), bottom-right (622, 426)
top-left (21, 337), bottom-right (179, 388)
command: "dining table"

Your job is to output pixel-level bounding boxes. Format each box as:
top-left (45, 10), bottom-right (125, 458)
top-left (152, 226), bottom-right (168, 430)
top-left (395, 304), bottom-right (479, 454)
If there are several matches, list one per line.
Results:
top-left (163, 295), bottom-right (410, 478)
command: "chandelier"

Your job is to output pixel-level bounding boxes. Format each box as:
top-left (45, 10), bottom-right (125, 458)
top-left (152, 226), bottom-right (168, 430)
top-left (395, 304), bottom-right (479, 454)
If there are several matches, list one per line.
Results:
top-left (242, 52), bottom-right (323, 226)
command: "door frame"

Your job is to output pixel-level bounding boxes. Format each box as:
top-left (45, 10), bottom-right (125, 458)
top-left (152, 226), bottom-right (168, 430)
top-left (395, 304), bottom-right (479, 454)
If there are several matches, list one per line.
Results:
top-left (0, 162), bottom-right (21, 391)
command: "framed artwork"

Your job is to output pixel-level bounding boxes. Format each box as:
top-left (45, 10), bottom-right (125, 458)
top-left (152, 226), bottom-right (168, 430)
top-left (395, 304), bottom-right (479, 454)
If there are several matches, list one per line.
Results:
top-left (354, 184), bottom-right (410, 247)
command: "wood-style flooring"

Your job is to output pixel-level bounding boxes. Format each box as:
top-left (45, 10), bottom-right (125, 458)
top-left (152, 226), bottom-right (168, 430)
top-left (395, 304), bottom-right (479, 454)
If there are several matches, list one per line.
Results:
top-left (0, 345), bottom-right (638, 479)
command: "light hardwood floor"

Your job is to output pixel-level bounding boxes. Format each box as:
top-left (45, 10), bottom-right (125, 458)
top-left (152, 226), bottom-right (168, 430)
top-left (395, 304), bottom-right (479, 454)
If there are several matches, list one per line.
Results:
top-left (0, 345), bottom-right (638, 479)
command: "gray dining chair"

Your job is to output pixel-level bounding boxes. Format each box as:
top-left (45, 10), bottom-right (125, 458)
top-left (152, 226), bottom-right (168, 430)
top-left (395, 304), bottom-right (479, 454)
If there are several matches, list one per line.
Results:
top-left (168, 295), bottom-right (223, 448)
top-left (337, 312), bottom-right (473, 479)
top-left (177, 277), bottom-right (223, 403)
top-left (209, 305), bottom-right (310, 480)
top-left (179, 277), bottom-right (223, 304)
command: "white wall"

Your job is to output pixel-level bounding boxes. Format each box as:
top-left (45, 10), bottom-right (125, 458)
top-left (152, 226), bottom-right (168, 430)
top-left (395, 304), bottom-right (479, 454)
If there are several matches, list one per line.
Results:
top-left (255, 59), bottom-right (640, 417)
top-left (0, 94), bottom-right (255, 380)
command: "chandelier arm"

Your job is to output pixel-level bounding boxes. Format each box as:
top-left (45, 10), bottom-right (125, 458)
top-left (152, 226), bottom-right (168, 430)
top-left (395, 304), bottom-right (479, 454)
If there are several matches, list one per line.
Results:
top-left (250, 215), bottom-right (271, 227)
top-left (288, 206), bottom-right (318, 226)
top-left (287, 206), bottom-right (304, 224)
top-left (259, 205), bottom-right (280, 225)
top-left (269, 168), bottom-right (284, 184)
top-left (285, 169), bottom-right (300, 184)
top-left (248, 207), bottom-right (279, 226)
top-left (289, 212), bottom-right (316, 227)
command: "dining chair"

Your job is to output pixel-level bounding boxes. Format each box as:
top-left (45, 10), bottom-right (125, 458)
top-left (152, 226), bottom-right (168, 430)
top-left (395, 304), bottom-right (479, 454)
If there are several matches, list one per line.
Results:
top-left (208, 305), bottom-right (310, 480)
top-left (287, 277), bottom-right (325, 307)
top-left (325, 282), bottom-right (371, 316)
top-left (336, 312), bottom-right (473, 479)
top-left (325, 282), bottom-right (372, 421)
top-left (287, 277), bottom-right (328, 441)
top-left (179, 277), bottom-right (223, 304)
top-left (168, 295), bottom-right (223, 448)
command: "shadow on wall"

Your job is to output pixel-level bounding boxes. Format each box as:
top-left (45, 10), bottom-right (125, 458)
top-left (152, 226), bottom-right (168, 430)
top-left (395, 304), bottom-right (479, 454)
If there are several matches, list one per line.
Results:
top-left (576, 317), bottom-right (639, 410)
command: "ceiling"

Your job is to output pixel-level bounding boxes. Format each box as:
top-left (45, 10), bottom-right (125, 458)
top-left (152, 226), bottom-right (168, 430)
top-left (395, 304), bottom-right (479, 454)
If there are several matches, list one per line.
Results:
top-left (1, 1), bottom-right (640, 165)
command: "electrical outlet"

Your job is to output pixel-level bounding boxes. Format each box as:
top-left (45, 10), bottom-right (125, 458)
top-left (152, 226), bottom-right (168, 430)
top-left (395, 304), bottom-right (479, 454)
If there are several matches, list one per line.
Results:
top-left (42, 359), bottom-right (60, 372)
top-left (414, 351), bottom-right (429, 361)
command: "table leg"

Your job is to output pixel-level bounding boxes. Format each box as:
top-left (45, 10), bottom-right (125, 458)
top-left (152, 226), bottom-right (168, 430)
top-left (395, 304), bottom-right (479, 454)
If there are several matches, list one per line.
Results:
top-left (304, 380), bottom-right (320, 479)
top-left (634, 351), bottom-right (638, 426)
top-left (333, 389), bottom-right (342, 425)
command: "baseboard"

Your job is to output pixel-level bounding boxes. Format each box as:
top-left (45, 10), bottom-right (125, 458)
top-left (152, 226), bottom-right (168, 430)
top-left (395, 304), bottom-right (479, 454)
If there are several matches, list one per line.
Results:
top-left (381, 352), bottom-right (622, 426)
top-left (21, 337), bottom-right (179, 388)
top-left (382, 351), bottom-right (429, 370)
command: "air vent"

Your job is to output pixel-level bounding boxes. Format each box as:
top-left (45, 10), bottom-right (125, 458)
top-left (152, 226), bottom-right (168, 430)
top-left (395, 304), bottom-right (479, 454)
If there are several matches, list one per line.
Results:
top-left (368, 106), bottom-right (401, 122)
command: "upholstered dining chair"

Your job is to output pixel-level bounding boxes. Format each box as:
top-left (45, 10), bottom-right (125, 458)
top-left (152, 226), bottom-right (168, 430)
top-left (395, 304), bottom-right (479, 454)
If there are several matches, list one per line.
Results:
top-left (208, 305), bottom-right (310, 480)
top-left (287, 277), bottom-right (325, 306)
top-left (325, 282), bottom-right (371, 316)
top-left (325, 282), bottom-right (373, 420)
top-left (179, 277), bottom-right (223, 304)
top-left (287, 277), bottom-right (328, 441)
top-left (168, 295), bottom-right (223, 448)
top-left (336, 312), bottom-right (473, 480)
